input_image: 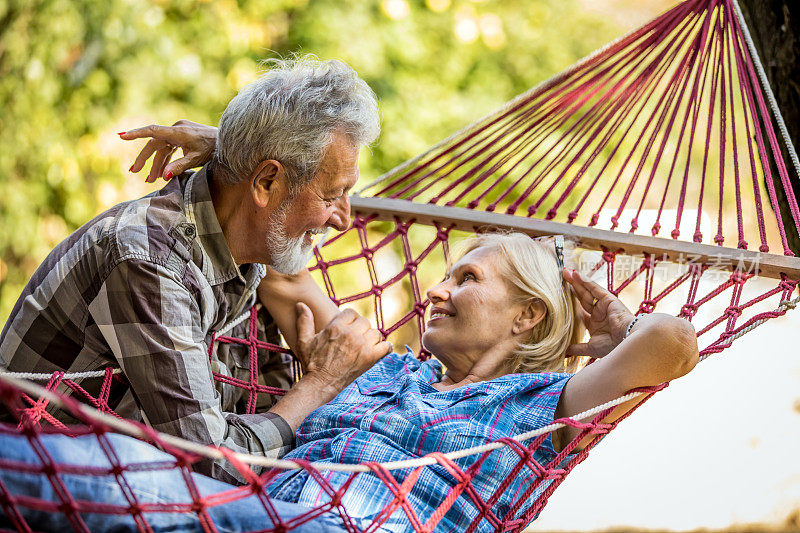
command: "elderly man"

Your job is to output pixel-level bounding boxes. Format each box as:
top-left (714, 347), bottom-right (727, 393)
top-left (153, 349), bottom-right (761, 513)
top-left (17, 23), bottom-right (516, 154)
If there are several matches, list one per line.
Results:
top-left (0, 58), bottom-right (389, 486)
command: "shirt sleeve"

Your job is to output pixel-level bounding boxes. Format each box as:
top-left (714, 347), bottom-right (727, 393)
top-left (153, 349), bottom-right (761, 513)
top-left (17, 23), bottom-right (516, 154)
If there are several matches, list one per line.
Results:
top-left (88, 258), bottom-right (293, 485)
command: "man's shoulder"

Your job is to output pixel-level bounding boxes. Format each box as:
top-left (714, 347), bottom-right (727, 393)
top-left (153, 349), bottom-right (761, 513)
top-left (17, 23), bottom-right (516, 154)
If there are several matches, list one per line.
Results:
top-left (115, 179), bottom-right (188, 258)
top-left (77, 179), bottom-right (189, 269)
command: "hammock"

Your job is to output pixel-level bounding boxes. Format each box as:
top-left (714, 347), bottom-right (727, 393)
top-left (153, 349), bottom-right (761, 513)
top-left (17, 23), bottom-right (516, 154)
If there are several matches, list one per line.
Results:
top-left (1, 0), bottom-right (799, 531)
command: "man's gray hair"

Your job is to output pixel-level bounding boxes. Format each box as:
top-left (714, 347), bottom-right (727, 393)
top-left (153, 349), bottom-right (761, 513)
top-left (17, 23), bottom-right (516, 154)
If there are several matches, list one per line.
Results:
top-left (213, 56), bottom-right (380, 189)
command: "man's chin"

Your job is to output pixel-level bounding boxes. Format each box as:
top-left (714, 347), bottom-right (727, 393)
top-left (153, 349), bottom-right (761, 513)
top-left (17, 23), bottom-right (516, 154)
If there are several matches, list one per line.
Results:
top-left (269, 244), bottom-right (314, 275)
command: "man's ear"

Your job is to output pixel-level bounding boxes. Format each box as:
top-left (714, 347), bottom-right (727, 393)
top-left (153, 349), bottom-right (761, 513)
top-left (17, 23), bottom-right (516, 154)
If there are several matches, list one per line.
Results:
top-left (251, 160), bottom-right (285, 208)
top-left (512, 299), bottom-right (547, 335)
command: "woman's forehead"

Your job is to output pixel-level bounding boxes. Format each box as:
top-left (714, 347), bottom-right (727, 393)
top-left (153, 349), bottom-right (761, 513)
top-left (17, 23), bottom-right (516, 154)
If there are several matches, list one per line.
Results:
top-left (450, 245), bottom-right (501, 271)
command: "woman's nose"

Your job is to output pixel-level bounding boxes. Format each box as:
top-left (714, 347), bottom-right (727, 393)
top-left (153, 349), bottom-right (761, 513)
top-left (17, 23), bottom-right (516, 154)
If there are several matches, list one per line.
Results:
top-left (426, 281), bottom-right (450, 303)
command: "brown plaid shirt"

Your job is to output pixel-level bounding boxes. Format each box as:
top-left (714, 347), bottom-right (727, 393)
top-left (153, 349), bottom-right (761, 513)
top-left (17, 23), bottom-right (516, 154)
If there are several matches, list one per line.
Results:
top-left (0, 166), bottom-right (294, 484)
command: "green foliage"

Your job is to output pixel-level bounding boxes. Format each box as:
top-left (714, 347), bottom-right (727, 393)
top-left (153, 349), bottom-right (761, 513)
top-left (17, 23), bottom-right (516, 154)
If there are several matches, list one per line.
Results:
top-left (0, 0), bottom-right (638, 323)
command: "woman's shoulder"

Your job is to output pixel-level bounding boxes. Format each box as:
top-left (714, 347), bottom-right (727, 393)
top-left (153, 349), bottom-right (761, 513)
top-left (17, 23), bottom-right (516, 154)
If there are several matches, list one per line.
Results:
top-left (489, 371), bottom-right (572, 394)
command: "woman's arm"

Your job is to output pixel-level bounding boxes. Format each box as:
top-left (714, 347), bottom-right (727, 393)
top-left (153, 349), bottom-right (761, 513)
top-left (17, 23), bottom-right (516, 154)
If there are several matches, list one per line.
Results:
top-left (554, 269), bottom-right (699, 452)
top-left (257, 268), bottom-right (340, 355)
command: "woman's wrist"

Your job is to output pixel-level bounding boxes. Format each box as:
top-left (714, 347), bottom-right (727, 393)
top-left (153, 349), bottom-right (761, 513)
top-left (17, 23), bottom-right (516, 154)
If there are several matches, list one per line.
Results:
top-left (623, 313), bottom-right (645, 339)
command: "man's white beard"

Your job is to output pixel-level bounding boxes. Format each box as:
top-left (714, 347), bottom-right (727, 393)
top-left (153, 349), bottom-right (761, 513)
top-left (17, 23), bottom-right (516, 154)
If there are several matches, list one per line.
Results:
top-left (265, 201), bottom-right (327, 275)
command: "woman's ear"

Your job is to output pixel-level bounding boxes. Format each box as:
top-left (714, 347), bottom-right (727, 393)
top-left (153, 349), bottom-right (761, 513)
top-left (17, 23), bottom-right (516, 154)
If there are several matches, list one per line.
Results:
top-left (251, 159), bottom-right (285, 208)
top-left (512, 299), bottom-right (547, 335)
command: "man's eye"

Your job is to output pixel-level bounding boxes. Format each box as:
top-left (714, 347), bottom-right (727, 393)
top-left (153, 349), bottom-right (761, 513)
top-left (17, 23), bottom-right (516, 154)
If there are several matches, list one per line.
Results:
top-left (462, 272), bottom-right (476, 282)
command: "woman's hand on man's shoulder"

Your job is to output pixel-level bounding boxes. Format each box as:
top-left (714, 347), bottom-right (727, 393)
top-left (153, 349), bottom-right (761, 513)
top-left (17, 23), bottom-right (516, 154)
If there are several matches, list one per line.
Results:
top-left (119, 120), bottom-right (218, 183)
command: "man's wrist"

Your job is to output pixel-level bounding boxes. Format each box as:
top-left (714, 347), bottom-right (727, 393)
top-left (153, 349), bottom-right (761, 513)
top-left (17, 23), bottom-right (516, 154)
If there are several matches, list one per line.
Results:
top-left (298, 371), bottom-right (343, 401)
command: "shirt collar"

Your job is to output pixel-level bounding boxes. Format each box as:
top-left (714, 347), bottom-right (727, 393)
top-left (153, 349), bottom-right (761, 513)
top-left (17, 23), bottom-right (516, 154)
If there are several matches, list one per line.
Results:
top-left (182, 164), bottom-right (265, 287)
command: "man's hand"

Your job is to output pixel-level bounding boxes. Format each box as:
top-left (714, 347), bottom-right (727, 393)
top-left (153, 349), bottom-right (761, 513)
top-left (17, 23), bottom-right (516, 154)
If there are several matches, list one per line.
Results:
top-left (269, 304), bottom-right (391, 431)
top-left (562, 268), bottom-right (635, 359)
top-left (295, 303), bottom-right (390, 393)
top-left (119, 120), bottom-right (217, 183)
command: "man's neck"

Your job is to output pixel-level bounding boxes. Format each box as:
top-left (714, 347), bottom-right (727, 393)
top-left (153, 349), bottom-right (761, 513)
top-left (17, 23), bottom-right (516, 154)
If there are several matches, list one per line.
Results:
top-left (208, 172), bottom-right (251, 265)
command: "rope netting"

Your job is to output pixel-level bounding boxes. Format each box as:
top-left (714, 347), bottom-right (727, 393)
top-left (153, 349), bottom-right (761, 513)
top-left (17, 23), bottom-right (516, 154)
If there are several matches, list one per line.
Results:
top-left (358, 0), bottom-right (800, 256)
top-left (2, 0), bottom-right (800, 531)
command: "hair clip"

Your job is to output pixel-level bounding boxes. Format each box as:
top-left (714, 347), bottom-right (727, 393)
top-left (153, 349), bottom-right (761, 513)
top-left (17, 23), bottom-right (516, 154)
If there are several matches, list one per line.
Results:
top-left (532, 234), bottom-right (566, 276)
top-left (554, 235), bottom-right (565, 270)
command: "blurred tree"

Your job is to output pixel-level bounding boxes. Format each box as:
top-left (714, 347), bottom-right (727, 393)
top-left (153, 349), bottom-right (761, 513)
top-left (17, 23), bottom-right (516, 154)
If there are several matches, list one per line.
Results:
top-left (0, 0), bottom-right (640, 323)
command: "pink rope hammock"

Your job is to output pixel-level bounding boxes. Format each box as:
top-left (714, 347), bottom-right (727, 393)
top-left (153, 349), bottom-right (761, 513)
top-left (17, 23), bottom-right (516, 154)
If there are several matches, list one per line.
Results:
top-left (2, 0), bottom-right (799, 531)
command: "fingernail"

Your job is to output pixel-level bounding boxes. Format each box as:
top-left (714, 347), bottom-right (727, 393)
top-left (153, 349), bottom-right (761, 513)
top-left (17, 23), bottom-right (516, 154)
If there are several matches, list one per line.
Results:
top-left (128, 165), bottom-right (135, 172)
top-left (165, 172), bottom-right (173, 180)
top-left (117, 131), bottom-right (126, 136)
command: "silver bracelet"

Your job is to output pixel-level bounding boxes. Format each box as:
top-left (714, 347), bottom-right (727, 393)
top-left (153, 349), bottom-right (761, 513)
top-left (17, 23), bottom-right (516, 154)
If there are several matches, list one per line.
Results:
top-left (624, 314), bottom-right (645, 339)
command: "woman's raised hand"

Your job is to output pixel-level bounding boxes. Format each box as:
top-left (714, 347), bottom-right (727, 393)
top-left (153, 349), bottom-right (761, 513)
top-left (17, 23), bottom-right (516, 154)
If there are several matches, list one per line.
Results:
top-left (119, 120), bottom-right (217, 183)
top-left (562, 268), bottom-right (635, 359)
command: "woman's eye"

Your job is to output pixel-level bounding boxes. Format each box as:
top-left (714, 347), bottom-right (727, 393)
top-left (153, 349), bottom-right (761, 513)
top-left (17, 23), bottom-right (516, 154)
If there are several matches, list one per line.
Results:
top-left (461, 272), bottom-right (476, 282)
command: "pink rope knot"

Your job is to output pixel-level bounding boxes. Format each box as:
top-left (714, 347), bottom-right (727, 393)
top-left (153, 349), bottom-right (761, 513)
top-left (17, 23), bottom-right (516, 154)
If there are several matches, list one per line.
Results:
top-left (546, 208), bottom-right (558, 220)
top-left (436, 229), bottom-right (449, 241)
top-left (638, 300), bottom-right (656, 313)
top-left (729, 271), bottom-right (748, 284)
top-left (725, 306), bottom-right (742, 318)
top-left (57, 502), bottom-right (75, 514)
top-left (589, 213), bottom-right (600, 226)
top-left (567, 210), bottom-right (578, 223)
top-left (680, 303), bottom-right (698, 318)
top-left (363, 249), bottom-right (374, 260)
top-left (601, 250), bottom-right (616, 263)
top-left (693, 230), bottom-right (703, 242)
top-left (397, 223), bottom-right (409, 235)
top-left (715, 234), bottom-right (725, 245)
top-left (671, 228), bottom-right (680, 239)
top-left (609, 215), bottom-right (619, 229)
top-left (413, 302), bottom-right (427, 316)
top-left (527, 206), bottom-right (538, 216)
top-left (372, 286), bottom-right (383, 296)
top-left (629, 219), bottom-right (639, 232)
top-left (759, 244), bottom-right (770, 253)
top-left (651, 222), bottom-right (661, 236)
top-left (352, 217), bottom-right (367, 230)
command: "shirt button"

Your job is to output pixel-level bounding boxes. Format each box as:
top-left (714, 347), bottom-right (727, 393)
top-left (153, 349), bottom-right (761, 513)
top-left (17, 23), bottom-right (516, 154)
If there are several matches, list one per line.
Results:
top-left (183, 225), bottom-right (196, 238)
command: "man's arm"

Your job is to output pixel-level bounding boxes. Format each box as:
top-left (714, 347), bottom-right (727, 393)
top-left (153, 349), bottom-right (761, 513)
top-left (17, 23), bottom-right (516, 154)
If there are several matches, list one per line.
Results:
top-left (90, 259), bottom-right (389, 483)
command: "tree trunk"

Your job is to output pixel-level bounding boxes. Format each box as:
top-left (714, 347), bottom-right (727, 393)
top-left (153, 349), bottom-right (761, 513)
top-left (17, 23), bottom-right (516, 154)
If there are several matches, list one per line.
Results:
top-left (736, 0), bottom-right (800, 255)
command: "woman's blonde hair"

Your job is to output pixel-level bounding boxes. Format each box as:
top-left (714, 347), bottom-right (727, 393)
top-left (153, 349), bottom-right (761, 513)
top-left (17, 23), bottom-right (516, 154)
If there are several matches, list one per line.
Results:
top-left (457, 231), bottom-right (585, 374)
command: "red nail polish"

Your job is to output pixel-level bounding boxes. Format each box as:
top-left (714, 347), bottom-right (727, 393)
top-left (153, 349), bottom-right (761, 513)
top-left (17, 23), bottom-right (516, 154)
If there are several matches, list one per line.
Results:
top-left (165, 172), bottom-right (173, 180)
top-left (129, 165), bottom-right (135, 172)
top-left (118, 131), bottom-right (126, 136)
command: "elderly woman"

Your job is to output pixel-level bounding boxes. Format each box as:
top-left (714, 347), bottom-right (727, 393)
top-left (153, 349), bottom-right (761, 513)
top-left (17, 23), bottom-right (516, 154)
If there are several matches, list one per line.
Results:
top-left (0, 230), bottom-right (698, 532)
top-left (256, 231), bottom-right (699, 531)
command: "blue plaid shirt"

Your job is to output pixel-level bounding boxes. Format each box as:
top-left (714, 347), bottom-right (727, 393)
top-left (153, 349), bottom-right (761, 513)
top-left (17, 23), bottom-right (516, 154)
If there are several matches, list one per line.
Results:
top-left (267, 351), bottom-right (572, 531)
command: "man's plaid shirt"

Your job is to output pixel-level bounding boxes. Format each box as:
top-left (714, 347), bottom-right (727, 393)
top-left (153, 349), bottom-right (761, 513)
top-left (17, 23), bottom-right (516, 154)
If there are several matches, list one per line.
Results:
top-left (0, 166), bottom-right (294, 484)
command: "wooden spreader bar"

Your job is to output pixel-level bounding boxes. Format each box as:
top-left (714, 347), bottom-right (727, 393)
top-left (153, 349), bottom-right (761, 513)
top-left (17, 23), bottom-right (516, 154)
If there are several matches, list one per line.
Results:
top-left (350, 196), bottom-right (800, 280)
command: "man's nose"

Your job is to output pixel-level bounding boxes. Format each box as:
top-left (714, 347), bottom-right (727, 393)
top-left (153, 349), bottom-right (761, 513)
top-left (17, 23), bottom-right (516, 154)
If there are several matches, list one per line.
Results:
top-left (328, 195), bottom-right (351, 232)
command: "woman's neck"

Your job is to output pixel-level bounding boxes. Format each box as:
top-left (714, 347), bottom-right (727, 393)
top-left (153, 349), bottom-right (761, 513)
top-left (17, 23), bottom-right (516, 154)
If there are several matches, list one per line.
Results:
top-left (431, 351), bottom-right (515, 391)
